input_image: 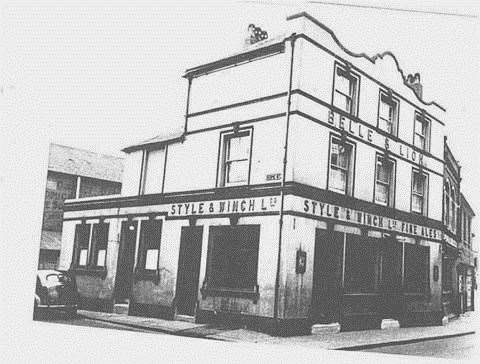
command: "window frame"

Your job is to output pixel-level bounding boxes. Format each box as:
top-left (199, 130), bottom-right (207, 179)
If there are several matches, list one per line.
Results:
top-left (404, 243), bottom-right (430, 295)
top-left (377, 89), bottom-right (400, 136)
top-left (217, 127), bottom-right (253, 188)
top-left (136, 218), bottom-right (163, 273)
top-left (332, 63), bottom-right (360, 116)
top-left (411, 169), bottom-right (429, 215)
top-left (203, 225), bottom-right (261, 297)
top-left (73, 223), bottom-right (92, 268)
top-left (373, 153), bottom-right (396, 207)
top-left (90, 222), bottom-right (109, 268)
top-left (327, 134), bottom-right (356, 196)
top-left (413, 112), bottom-right (431, 152)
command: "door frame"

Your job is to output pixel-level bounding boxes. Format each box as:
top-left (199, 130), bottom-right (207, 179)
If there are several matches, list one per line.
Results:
top-left (175, 225), bottom-right (204, 316)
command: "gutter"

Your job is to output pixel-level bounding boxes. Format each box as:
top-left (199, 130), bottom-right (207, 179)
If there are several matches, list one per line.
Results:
top-left (273, 33), bottom-right (296, 321)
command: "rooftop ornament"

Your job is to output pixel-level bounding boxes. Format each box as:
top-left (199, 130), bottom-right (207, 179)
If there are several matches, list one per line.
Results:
top-left (246, 23), bottom-right (268, 45)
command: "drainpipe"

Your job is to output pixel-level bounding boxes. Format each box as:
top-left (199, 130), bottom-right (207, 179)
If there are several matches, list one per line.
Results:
top-left (183, 77), bottom-right (193, 138)
top-left (273, 34), bottom-right (296, 321)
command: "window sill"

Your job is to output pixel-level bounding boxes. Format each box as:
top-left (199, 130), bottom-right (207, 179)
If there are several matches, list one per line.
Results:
top-left (133, 268), bottom-right (160, 285)
top-left (200, 283), bottom-right (260, 303)
top-left (72, 267), bottom-right (108, 279)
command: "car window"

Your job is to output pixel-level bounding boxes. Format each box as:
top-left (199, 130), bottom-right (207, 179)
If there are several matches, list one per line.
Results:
top-left (45, 274), bottom-right (62, 286)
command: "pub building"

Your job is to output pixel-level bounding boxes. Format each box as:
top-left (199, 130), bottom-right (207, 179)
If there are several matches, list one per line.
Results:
top-left (58, 12), bottom-right (473, 335)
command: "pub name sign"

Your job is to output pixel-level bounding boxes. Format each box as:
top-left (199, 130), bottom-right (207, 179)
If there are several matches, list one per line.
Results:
top-left (327, 109), bottom-right (428, 167)
top-left (302, 198), bottom-right (440, 240)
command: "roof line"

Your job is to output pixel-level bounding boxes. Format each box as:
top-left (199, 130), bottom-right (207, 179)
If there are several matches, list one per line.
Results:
top-left (286, 12), bottom-right (446, 112)
top-left (50, 143), bottom-right (124, 160)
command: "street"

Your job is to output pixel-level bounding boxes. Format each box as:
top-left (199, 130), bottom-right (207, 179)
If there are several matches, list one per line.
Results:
top-left (33, 310), bottom-right (158, 334)
top-left (361, 333), bottom-right (480, 360)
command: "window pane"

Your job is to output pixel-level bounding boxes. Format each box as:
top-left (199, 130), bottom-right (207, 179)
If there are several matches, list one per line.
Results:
top-left (379, 100), bottom-right (392, 122)
top-left (227, 135), bottom-right (250, 161)
top-left (333, 92), bottom-right (351, 113)
top-left (412, 195), bottom-right (423, 213)
top-left (335, 72), bottom-right (351, 95)
top-left (145, 249), bottom-right (158, 270)
top-left (376, 160), bottom-right (390, 183)
top-left (378, 117), bottom-right (392, 134)
top-left (97, 250), bottom-right (106, 267)
top-left (375, 183), bottom-right (389, 204)
top-left (226, 160), bottom-right (249, 184)
top-left (344, 235), bottom-right (379, 293)
top-left (330, 167), bottom-right (347, 192)
top-left (413, 173), bottom-right (424, 194)
top-left (79, 249), bottom-right (88, 266)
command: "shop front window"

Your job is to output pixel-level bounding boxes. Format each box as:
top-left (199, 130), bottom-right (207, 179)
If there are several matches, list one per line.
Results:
top-left (136, 219), bottom-right (163, 271)
top-left (344, 235), bottom-right (381, 293)
top-left (206, 225), bottom-right (260, 291)
top-left (404, 244), bottom-right (430, 294)
top-left (91, 223), bottom-right (109, 268)
top-left (74, 223), bottom-right (91, 267)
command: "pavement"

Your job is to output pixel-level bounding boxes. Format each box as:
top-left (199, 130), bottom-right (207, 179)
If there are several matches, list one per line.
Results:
top-left (77, 309), bottom-right (478, 350)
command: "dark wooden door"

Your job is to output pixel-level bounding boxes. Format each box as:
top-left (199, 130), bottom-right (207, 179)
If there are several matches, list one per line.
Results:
top-left (176, 226), bottom-right (203, 316)
top-left (311, 228), bottom-right (344, 323)
top-left (114, 220), bottom-right (138, 302)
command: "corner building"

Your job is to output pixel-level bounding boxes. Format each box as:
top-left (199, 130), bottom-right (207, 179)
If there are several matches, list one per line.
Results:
top-left (59, 12), bottom-right (448, 335)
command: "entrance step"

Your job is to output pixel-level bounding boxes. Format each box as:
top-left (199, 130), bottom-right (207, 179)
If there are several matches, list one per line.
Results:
top-left (311, 322), bottom-right (340, 335)
top-left (381, 318), bottom-right (400, 330)
top-left (176, 314), bottom-right (196, 323)
top-left (113, 303), bottom-right (129, 315)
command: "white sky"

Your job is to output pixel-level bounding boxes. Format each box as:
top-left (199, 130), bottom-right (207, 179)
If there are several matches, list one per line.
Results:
top-left (3, 0), bottom-right (480, 214)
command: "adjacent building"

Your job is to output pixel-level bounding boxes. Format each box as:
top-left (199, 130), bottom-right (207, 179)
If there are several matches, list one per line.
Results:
top-left (58, 12), bottom-right (475, 335)
top-left (39, 143), bottom-right (123, 269)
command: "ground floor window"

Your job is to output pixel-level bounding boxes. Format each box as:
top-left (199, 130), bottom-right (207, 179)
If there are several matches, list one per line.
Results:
top-left (74, 223), bottom-right (91, 267)
top-left (206, 225), bottom-right (261, 291)
top-left (136, 219), bottom-right (163, 271)
top-left (404, 244), bottom-right (430, 294)
top-left (344, 235), bottom-right (381, 293)
top-left (91, 222), bottom-right (109, 268)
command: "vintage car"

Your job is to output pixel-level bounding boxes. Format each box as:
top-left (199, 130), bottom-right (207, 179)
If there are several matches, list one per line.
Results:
top-left (34, 270), bottom-right (78, 317)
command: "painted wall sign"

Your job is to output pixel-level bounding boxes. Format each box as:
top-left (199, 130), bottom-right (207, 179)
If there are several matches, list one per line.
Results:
top-left (288, 196), bottom-right (440, 240)
top-left (169, 196), bottom-right (279, 217)
top-left (266, 173), bottom-right (282, 181)
top-left (327, 109), bottom-right (430, 168)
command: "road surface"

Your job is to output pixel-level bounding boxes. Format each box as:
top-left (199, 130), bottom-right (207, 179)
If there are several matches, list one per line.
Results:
top-left (361, 333), bottom-right (479, 360)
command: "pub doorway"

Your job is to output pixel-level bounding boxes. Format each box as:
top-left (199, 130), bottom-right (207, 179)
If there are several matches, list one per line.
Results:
top-left (114, 220), bottom-right (138, 305)
top-left (175, 226), bottom-right (204, 316)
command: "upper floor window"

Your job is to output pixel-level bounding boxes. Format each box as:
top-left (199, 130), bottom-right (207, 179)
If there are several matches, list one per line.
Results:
top-left (374, 154), bottom-right (396, 207)
top-left (328, 136), bottom-right (355, 195)
top-left (444, 181), bottom-right (451, 226)
top-left (411, 169), bottom-right (428, 215)
top-left (378, 91), bottom-right (399, 135)
top-left (414, 113), bottom-right (430, 151)
top-left (218, 128), bottom-right (252, 187)
top-left (333, 65), bottom-right (359, 116)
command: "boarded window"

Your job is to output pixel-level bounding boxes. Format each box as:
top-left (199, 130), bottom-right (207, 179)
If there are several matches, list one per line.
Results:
top-left (207, 225), bottom-right (260, 290)
top-left (137, 219), bottom-right (163, 271)
top-left (91, 223), bottom-right (109, 268)
top-left (344, 235), bottom-right (380, 293)
top-left (74, 224), bottom-right (91, 267)
top-left (404, 244), bottom-right (430, 294)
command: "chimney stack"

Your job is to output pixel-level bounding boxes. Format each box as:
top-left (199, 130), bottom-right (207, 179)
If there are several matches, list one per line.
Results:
top-left (406, 73), bottom-right (423, 99)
